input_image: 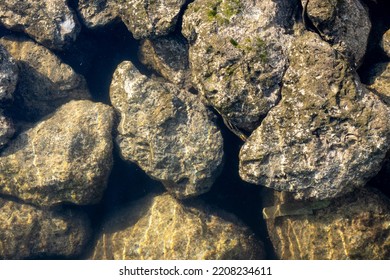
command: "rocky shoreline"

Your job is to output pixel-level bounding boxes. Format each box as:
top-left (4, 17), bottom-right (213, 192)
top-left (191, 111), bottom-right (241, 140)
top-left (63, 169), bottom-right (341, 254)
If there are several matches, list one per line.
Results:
top-left (0, 0), bottom-right (389, 259)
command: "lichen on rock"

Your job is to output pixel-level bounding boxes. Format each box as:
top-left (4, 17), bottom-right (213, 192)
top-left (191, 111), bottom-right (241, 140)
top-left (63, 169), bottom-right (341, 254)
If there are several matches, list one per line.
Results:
top-left (90, 193), bottom-right (265, 260)
top-left (0, 100), bottom-right (114, 206)
top-left (239, 32), bottom-right (390, 200)
top-left (110, 61), bottom-right (224, 199)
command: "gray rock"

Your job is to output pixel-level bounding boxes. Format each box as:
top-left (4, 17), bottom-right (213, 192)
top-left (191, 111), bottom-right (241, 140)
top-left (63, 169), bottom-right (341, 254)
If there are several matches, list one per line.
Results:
top-left (302, 0), bottom-right (371, 66)
top-left (77, 0), bottom-right (119, 29)
top-left (139, 36), bottom-right (189, 86)
top-left (0, 0), bottom-right (80, 50)
top-left (118, 0), bottom-right (186, 39)
top-left (0, 44), bottom-right (18, 102)
top-left (182, 0), bottom-right (296, 131)
top-left (0, 197), bottom-right (91, 259)
top-left (90, 193), bottom-right (265, 260)
top-left (0, 36), bottom-right (91, 121)
top-left (239, 32), bottom-right (390, 200)
top-left (263, 188), bottom-right (390, 259)
top-left (0, 100), bottom-right (114, 207)
top-left (381, 29), bottom-right (390, 58)
top-left (365, 62), bottom-right (390, 105)
top-left (0, 111), bottom-right (14, 149)
top-left (110, 61), bottom-right (224, 199)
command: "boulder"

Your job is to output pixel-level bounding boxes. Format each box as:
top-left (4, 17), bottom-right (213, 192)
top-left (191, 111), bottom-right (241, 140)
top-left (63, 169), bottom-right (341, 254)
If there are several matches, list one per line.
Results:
top-left (0, 44), bottom-right (18, 102)
top-left (90, 193), bottom-right (265, 260)
top-left (0, 0), bottom-right (80, 50)
top-left (0, 197), bottom-right (91, 259)
top-left (0, 36), bottom-right (90, 121)
top-left (182, 0), bottom-right (296, 131)
top-left (0, 111), bottom-right (14, 149)
top-left (110, 61), bottom-right (224, 199)
top-left (239, 32), bottom-right (390, 200)
top-left (77, 0), bottom-right (119, 29)
top-left (0, 100), bottom-right (114, 206)
top-left (365, 62), bottom-right (390, 105)
top-left (263, 188), bottom-right (390, 259)
top-left (381, 29), bottom-right (390, 58)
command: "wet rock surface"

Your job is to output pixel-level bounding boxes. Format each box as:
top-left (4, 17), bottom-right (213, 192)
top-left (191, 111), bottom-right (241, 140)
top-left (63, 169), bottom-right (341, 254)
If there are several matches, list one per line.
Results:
top-left (0, 100), bottom-right (114, 206)
top-left (0, 36), bottom-right (91, 121)
top-left (110, 61), bottom-right (224, 199)
top-left (90, 193), bottom-right (265, 260)
top-left (0, 0), bottom-right (80, 50)
top-left (264, 188), bottom-right (390, 259)
top-left (240, 32), bottom-right (390, 200)
top-left (0, 197), bottom-right (91, 259)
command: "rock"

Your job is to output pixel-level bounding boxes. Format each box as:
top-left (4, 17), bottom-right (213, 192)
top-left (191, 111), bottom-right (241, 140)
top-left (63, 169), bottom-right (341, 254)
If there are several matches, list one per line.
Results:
top-left (0, 100), bottom-right (114, 207)
top-left (118, 0), bottom-right (186, 39)
top-left (90, 193), bottom-right (265, 260)
top-left (0, 0), bottom-right (80, 50)
top-left (138, 36), bottom-right (189, 86)
top-left (263, 188), bottom-right (390, 259)
top-left (0, 44), bottom-right (18, 102)
top-left (0, 36), bottom-right (91, 121)
top-left (0, 197), bottom-right (91, 259)
top-left (239, 32), bottom-right (390, 200)
top-left (0, 111), bottom-right (14, 149)
top-left (110, 61), bottom-right (224, 199)
top-left (381, 29), bottom-right (390, 58)
top-left (365, 62), bottom-right (390, 105)
top-left (77, 0), bottom-right (119, 29)
top-left (302, 0), bottom-right (371, 66)
top-left (182, 0), bottom-right (296, 131)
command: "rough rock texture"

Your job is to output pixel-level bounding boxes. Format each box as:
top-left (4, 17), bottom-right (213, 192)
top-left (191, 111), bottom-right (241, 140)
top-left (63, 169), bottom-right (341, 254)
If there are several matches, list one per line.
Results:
top-left (0, 197), bottom-right (91, 259)
top-left (382, 29), bottom-right (390, 58)
top-left (0, 112), bottom-right (14, 149)
top-left (239, 32), bottom-right (390, 200)
top-left (182, 0), bottom-right (296, 131)
top-left (0, 100), bottom-right (114, 206)
top-left (264, 188), bottom-right (390, 259)
top-left (110, 61), bottom-right (223, 199)
top-left (118, 0), bottom-right (186, 39)
top-left (77, 0), bottom-right (119, 29)
top-left (0, 45), bottom-right (18, 102)
top-left (0, 0), bottom-right (80, 50)
top-left (139, 36), bottom-right (189, 86)
top-left (90, 193), bottom-right (265, 260)
top-left (0, 36), bottom-right (91, 120)
top-left (302, 0), bottom-right (371, 66)
top-left (365, 62), bottom-right (390, 105)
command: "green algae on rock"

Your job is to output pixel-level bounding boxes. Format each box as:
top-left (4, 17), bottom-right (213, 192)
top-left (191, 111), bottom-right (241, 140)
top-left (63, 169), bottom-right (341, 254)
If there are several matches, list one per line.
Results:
top-left (239, 32), bottom-right (390, 200)
top-left (90, 193), bottom-right (265, 260)
top-left (0, 197), bottom-right (91, 259)
top-left (0, 100), bottom-right (114, 207)
top-left (182, 0), bottom-right (296, 131)
top-left (110, 61), bottom-right (224, 199)
top-left (0, 0), bottom-right (80, 50)
top-left (264, 188), bottom-right (390, 259)
top-left (0, 36), bottom-right (91, 121)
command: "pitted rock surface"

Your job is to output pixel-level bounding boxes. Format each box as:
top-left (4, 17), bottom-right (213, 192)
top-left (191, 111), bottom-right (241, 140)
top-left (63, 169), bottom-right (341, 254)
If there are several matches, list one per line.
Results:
top-left (110, 61), bottom-right (224, 199)
top-left (0, 0), bottom-right (80, 50)
top-left (182, 0), bottom-right (296, 131)
top-left (90, 193), bottom-right (265, 260)
top-left (0, 197), bottom-right (91, 259)
top-left (239, 32), bottom-right (390, 200)
top-left (0, 36), bottom-right (91, 121)
top-left (0, 100), bottom-right (114, 206)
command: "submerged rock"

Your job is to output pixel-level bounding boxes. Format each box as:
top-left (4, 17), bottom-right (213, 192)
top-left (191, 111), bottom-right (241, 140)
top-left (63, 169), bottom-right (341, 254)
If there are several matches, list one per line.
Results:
top-left (0, 197), bottom-right (91, 259)
top-left (90, 193), bottom-right (265, 260)
top-left (110, 61), bottom-right (223, 199)
top-left (182, 0), bottom-right (296, 131)
top-left (264, 188), bottom-right (390, 259)
top-left (239, 32), bottom-right (390, 200)
top-left (0, 45), bottom-right (18, 103)
top-left (139, 36), bottom-right (189, 86)
top-left (77, 0), bottom-right (119, 29)
top-left (0, 100), bottom-right (114, 206)
top-left (365, 62), bottom-right (390, 105)
top-left (302, 0), bottom-right (371, 65)
top-left (381, 29), bottom-right (390, 58)
top-left (0, 36), bottom-right (91, 121)
top-left (0, 0), bottom-right (80, 50)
